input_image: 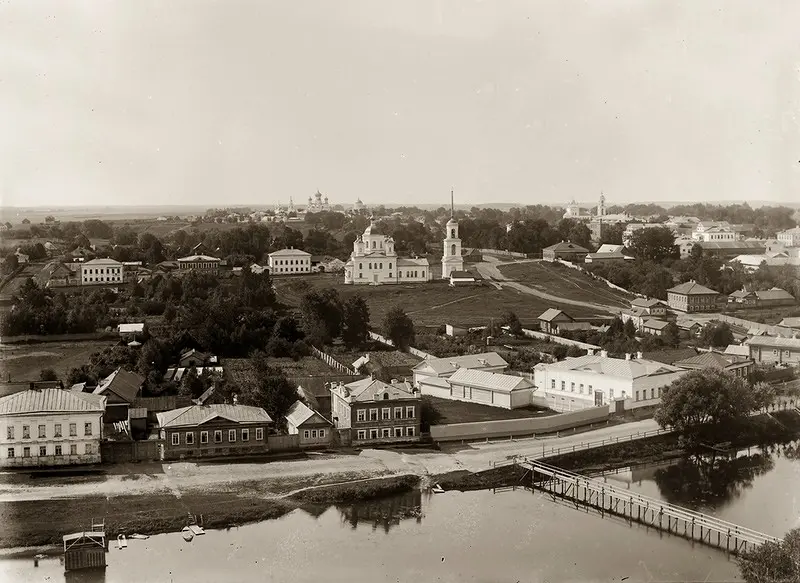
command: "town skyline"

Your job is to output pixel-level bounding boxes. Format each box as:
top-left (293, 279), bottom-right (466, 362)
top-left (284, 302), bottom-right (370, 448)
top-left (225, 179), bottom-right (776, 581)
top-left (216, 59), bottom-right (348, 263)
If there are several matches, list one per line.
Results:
top-left (3, 1), bottom-right (799, 208)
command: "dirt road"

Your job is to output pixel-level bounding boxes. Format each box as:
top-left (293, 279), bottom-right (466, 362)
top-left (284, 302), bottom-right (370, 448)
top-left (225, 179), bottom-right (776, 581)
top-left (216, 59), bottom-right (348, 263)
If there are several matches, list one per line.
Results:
top-left (475, 257), bottom-right (617, 315)
top-left (0, 418), bottom-right (660, 502)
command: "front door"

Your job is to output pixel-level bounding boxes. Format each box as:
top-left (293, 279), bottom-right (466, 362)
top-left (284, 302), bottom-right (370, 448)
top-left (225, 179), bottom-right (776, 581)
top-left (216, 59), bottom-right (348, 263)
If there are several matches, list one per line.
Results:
top-left (615, 399), bottom-right (625, 414)
top-left (373, 273), bottom-right (379, 284)
top-left (594, 391), bottom-right (604, 406)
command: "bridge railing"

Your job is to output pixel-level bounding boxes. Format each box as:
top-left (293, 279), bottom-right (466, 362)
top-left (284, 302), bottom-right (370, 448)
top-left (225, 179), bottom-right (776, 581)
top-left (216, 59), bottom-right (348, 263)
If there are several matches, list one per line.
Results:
top-left (536, 427), bottom-right (672, 459)
top-left (526, 458), bottom-right (780, 545)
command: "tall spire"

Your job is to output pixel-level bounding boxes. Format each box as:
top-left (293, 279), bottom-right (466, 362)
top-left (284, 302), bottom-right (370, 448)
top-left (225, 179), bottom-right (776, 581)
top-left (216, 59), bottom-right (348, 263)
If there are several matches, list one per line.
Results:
top-left (450, 188), bottom-right (454, 218)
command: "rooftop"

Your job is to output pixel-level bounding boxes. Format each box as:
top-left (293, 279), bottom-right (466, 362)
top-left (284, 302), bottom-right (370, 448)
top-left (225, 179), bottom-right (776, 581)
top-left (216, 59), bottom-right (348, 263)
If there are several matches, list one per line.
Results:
top-left (83, 257), bottom-right (123, 266)
top-left (542, 354), bottom-right (684, 380)
top-left (177, 255), bottom-right (221, 262)
top-left (668, 280), bottom-right (719, 295)
top-left (447, 368), bottom-right (532, 393)
top-left (0, 389), bottom-right (106, 416)
top-left (746, 336), bottom-right (800, 349)
top-left (269, 248), bottom-right (311, 257)
top-left (92, 368), bottom-right (144, 403)
top-left (543, 241), bottom-right (591, 253)
top-left (412, 352), bottom-right (509, 375)
top-left (285, 400), bottom-right (330, 428)
top-left (156, 404), bottom-right (273, 428)
top-left (674, 352), bottom-right (746, 370)
top-left (335, 378), bottom-right (417, 403)
top-left (538, 308), bottom-right (572, 322)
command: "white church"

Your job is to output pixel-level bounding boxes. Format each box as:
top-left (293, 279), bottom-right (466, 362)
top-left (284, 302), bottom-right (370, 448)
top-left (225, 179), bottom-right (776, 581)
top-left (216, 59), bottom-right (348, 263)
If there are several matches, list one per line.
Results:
top-left (343, 192), bottom-right (463, 285)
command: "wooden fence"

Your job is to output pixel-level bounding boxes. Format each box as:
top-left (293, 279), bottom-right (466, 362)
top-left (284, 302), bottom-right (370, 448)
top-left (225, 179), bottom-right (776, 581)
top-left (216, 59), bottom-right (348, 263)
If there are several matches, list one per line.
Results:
top-left (309, 346), bottom-right (357, 375)
top-left (369, 331), bottom-right (435, 360)
top-left (100, 440), bottom-right (161, 463)
top-left (267, 434), bottom-right (300, 453)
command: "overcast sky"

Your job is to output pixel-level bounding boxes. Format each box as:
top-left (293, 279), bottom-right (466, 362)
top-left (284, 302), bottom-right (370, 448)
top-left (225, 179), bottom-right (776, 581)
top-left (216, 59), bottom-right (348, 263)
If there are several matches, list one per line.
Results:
top-left (2, 0), bottom-right (799, 208)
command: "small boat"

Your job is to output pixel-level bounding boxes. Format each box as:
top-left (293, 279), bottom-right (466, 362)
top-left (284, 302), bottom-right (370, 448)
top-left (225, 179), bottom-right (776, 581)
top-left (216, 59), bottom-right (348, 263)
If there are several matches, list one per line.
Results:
top-left (34, 554), bottom-right (46, 560)
top-left (129, 534), bottom-right (149, 540)
top-left (181, 527), bottom-right (194, 542)
top-left (188, 524), bottom-right (205, 536)
top-left (431, 484), bottom-right (445, 494)
top-left (117, 535), bottom-right (127, 549)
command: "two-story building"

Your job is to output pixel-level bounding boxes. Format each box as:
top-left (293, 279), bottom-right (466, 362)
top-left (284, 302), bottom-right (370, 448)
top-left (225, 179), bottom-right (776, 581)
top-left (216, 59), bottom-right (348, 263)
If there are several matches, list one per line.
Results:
top-left (177, 255), bottom-right (221, 274)
top-left (411, 352), bottom-right (508, 387)
top-left (80, 258), bottom-right (124, 286)
top-left (745, 336), bottom-right (800, 366)
top-left (666, 280), bottom-right (721, 313)
top-left (285, 400), bottom-right (332, 448)
top-left (329, 378), bottom-right (421, 446)
top-left (268, 248), bottom-right (312, 275)
top-left (0, 389), bottom-right (106, 467)
top-left (533, 351), bottom-right (687, 413)
top-left (542, 242), bottom-right (590, 263)
top-left (155, 404), bottom-right (273, 461)
top-left (777, 227), bottom-right (800, 248)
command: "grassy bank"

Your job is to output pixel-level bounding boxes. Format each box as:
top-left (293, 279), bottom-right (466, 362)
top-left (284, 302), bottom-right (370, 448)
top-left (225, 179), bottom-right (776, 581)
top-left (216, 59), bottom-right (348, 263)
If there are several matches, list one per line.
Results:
top-left (0, 475), bottom-right (421, 548)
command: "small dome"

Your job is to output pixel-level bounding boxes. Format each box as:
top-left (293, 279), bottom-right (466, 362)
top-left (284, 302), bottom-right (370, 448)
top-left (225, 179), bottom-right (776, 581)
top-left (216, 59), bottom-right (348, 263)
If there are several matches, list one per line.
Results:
top-left (363, 218), bottom-right (385, 236)
top-left (446, 216), bottom-right (458, 226)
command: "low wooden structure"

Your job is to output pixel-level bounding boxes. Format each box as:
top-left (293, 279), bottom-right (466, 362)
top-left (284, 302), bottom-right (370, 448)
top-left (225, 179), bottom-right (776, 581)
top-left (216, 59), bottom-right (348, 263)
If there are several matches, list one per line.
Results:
top-left (63, 520), bottom-right (108, 571)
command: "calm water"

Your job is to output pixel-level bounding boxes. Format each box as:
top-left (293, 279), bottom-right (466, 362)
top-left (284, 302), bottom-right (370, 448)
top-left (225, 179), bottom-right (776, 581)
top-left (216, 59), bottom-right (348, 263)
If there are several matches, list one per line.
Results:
top-left (2, 441), bottom-right (799, 583)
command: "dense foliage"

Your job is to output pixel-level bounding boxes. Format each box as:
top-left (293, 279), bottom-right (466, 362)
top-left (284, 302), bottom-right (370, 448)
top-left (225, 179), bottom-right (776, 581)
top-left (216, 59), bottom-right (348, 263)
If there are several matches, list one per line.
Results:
top-left (737, 527), bottom-right (800, 582)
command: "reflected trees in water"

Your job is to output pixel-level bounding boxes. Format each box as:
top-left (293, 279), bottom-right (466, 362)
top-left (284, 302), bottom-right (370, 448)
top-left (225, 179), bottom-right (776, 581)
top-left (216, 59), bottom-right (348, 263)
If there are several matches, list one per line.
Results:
top-left (337, 491), bottom-right (423, 533)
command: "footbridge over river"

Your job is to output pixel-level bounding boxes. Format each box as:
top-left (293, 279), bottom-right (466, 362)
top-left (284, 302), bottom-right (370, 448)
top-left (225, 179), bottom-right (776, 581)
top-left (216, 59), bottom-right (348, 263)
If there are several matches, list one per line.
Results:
top-left (506, 458), bottom-right (780, 555)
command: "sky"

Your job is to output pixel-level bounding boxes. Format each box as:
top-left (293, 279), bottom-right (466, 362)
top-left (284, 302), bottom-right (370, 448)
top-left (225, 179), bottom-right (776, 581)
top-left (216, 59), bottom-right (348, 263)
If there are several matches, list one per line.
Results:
top-left (1, 0), bottom-right (799, 208)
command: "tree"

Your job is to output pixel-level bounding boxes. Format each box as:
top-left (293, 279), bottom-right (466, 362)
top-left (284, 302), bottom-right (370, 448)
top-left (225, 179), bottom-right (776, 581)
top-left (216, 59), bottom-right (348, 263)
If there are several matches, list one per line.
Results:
top-left (623, 319), bottom-right (637, 338)
top-left (750, 381), bottom-right (777, 413)
top-left (299, 289), bottom-right (343, 345)
top-left (628, 226), bottom-right (679, 262)
top-left (661, 322), bottom-right (680, 348)
top-left (698, 322), bottom-right (734, 348)
top-left (501, 310), bottom-right (523, 336)
top-left (239, 351), bottom-right (298, 428)
top-left (39, 368), bottom-right (58, 381)
top-left (341, 295), bottom-right (370, 348)
top-left (654, 369), bottom-right (755, 437)
top-left (382, 306), bottom-right (415, 349)
top-left (737, 527), bottom-right (800, 583)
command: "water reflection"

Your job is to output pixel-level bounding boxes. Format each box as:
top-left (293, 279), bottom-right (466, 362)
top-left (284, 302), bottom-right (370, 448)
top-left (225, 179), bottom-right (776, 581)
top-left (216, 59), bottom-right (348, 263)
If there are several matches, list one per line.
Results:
top-left (651, 446), bottom-right (790, 511)
top-left (337, 490), bottom-right (423, 533)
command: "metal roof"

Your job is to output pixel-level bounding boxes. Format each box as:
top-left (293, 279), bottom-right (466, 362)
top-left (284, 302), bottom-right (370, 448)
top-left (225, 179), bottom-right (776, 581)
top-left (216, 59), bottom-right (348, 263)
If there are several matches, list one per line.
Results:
top-left (412, 352), bottom-right (509, 375)
top-left (268, 248), bottom-right (311, 257)
top-left (543, 355), bottom-right (684, 380)
top-left (538, 308), bottom-right (571, 322)
top-left (177, 255), bottom-right (221, 262)
top-left (0, 389), bottom-right (106, 416)
top-left (336, 378), bottom-right (417, 403)
top-left (746, 336), bottom-right (800, 349)
top-left (285, 400), bottom-right (330, 428)
top-left (668, 281), bottom-right (719, 295)
top-left (92, 369), bottom-right (144, 403)
top-left (156, 404), bottom-right (272, 428)
top-left (447, 368), bottom-right (532, 393)
top-left (754, 288), bottom-right (794, 301)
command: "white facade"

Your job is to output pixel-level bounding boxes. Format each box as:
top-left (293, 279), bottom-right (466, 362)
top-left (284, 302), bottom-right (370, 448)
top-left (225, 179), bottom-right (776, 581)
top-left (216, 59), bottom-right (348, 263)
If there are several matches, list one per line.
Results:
top-left (441, 215), bottom-right (464, 279)
top-left (344, 217), bottom-right (431, 284)
top-left (691, 227), bottom-right (737, 242)
top-left (533, 354), bottom-right (687, 413)
top-left (420, 368), bottom-right (535, 410)
top-left (777, 227), bottom-right (800, 248)
top-left (268, 248), bottom-right (311, 274)
top-left (80, 258), bottom-right (124, 286)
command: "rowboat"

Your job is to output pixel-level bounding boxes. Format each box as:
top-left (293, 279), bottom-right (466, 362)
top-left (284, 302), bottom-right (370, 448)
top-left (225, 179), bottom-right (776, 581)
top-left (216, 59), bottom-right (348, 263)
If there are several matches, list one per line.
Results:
top-left (431, 484), bottom-right (445, 494)
top-left (181, 527), bottom-right (194, 542)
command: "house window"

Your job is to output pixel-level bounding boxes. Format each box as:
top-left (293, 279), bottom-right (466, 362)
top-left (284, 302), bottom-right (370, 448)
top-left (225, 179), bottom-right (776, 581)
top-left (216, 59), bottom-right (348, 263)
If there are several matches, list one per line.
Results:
top-left (22, 425), bottom-right (30, 439)
top-left (84, 423), bottom-right (92, 436)
top-left (85, 443), bottom-right (93, 455)
top-left (200, 431), bottom-right (209, 444)
top-left (172, 433), bottom-right (180, 446)
top-left (38, 425), bottom-right (46, 438)
top-left (579, 384), bottom-right (584, 394)
top-left (318, 429), bottom-right (325, 438)
top-left (650, 388), bottom-right (655, 399)
top-left (561, 381), bottom-right (565, 391)
top-left (241, 429), bottom-right (249, 442)
top-left (39, 446), bottom-right (47, 457)
top-left (55, 445), bottom-right (62, 456)
top-left (406, 427), bottom-right (415, 437)
top-left (369, 429), bottom-right (378, 440)
top-left (381, 428), bottom-right (391, 438)
top-left (7, 448), bottom-right (14, 458)
top-left (255, 428), bottom-right (263, 440)
top-left (635, 390), bottom-right (639, 401)
top-left (369, 408), bottom-right (378, 421)
top-left (570, 383), bottom-right (575, 393)
top-left (311, 430), bottom-right (318, 438)
top-left (186, 432), bottom-right (195, 445)
top-left (394, 427), bottom-right (403, 437)
top-left (394, 407), bottom-right (402, 419)
top-left (23, 447), bottom-right (30, 458)
top-left (70, 444), bottom-right (77, 455)
top-left (54, 424), bottom-right (62, 438)
top-left (357, 430), bottom-right (366, 440)
top-left (214, 430), bottom-right (223, 443)
top-left (303, 430), bottom-right (310, 439)
top-left (6, 426), bottom-right (13, 440)
top-left (382, 408), bottom-right (390, 420)
top-left (551, 380), bottom-right (555, 390)
top-left (609, 389), bottom-right (614, 400)
top-left (228, 429), bottom-right (236, 443)
top-left (405, 406), bottom-right (415, 419)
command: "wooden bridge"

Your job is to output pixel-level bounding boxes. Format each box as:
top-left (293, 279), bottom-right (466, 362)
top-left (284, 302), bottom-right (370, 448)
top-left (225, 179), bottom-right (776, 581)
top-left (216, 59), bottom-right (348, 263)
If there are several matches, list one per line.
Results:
top-left (510, 457), bottom-right (780, 555)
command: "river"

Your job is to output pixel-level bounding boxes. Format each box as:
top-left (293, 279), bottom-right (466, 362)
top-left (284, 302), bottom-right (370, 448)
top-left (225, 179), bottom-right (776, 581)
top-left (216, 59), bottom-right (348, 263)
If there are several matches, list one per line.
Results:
top-left (2, 441), bottom-right (799, 583)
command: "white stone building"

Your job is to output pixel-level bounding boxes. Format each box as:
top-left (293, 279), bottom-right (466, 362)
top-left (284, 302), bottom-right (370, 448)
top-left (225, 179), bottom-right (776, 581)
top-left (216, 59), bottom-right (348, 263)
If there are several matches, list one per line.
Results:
top-left (306, 190), bottom-right (331, 213)
top-left (533, 352), bottom-right (687, 413)
top-left (268, 248), bottom-right (312, 274)
top-left (80, 258), bottom-right (124, 286)
top-left (777, 227), bottom-right (800, 248)
top-left (0, 389), bottom-right (106, 468)
top-left (441, 193), bottom-right (464, 279)
top-left (344, 217), bottom-right (431, 284)
top-left (419, 368), bottom-right (535, 409)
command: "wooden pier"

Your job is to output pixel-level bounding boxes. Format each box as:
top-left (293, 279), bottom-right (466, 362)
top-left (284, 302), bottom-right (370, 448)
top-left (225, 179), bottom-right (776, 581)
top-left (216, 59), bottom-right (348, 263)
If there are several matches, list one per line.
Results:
top-left (512, 458), bottom-right (780, 555)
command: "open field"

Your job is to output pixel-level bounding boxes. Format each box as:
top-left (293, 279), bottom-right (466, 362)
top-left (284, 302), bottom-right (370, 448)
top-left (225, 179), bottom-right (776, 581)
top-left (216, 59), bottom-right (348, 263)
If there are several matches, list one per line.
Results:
top-left (0, 340), bottom-right (118, 383)
top-left (0, 262), bottom-right (45, 302)
top-left (224, 356), bottom-right (342, 387)
top-left (423, 395), bottom-right (555, 425)
top-left (497, 261), bottom-right (634, 311)
top-left (273, 274), bottom-right (600, 327)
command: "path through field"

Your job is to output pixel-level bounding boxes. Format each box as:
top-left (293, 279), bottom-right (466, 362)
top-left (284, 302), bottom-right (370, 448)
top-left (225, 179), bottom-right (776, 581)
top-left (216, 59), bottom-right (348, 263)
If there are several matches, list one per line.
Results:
top-left (475, 258), bottom-right (619, 315)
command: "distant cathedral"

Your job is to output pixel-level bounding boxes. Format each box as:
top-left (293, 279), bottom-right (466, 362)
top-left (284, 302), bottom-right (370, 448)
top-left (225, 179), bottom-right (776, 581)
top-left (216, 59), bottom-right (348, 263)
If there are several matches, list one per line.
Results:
top-left (306, 190), bottom-right (330, 213)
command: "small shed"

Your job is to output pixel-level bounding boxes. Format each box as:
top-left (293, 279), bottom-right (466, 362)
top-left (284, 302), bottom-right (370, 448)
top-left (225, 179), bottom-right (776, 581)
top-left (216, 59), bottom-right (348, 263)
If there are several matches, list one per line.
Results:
top-left (128, 408), bottom-right (148, 440)
top-left (63, 530), bottom-right (107, 571)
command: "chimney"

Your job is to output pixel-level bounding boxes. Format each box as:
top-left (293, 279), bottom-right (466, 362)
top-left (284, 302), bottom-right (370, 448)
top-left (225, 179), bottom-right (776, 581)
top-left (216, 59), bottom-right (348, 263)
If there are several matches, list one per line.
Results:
top-left (232, 394), bottom-right (238, 405)
top-left (587, 348), bottom-right (595, 356)
top-left (636, 351), bottom-right (643, 359)
top-left (600, 350), bottom-right (608, 358)
top-left (625, 353), bottom-right (631, 360)
top-left (390, 379), bottom-right (398, 384)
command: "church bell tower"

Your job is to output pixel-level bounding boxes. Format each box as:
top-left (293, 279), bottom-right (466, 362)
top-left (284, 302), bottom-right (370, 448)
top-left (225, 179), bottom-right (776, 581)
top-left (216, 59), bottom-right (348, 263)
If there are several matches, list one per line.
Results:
top-left (441, 189), bottom-right (464, 279)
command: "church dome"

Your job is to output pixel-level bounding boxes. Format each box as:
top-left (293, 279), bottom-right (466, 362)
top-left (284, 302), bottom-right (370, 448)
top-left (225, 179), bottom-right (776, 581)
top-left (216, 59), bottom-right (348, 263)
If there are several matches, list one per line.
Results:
top-left (446, 216), bottom-right (458, 227)
top-left (363, 218), bottom-right (385, 236)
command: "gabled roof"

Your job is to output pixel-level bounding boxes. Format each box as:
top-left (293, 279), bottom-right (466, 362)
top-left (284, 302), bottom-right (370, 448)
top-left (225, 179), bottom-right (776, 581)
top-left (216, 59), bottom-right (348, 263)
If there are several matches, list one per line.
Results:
top-left (412, 352), bottom-right (508, 375)
top-left (746, 336), bottom-right (800, 349)
top-left (642, 347), bottom-right (698, 365)
top-left (543, 242), bottom-right (590, 253)
top-left (631, 298), bottom-right (664, 309)
top-left (92, 368), bottom-right (144, 403)
top-left (83, 257), bottom-right (122, 266)
top-left (778, 317), bottom-right (800, 329)
top-left (642, 319), bottom-right (670, 330)
top-left (754, 288), bottom-right (794, 302)
top-left (538, 308), bottom-right (573, 322)
top-left (285, 400), bottom-right (331, 428)
top-left (596, 244), bottom-right (624, 254)
top-left (156, 404), bottom-right (272, 428)
top-left (674, 352), bottom-right (744, 370)
top-left (729, 289), bottom-right (756, 299)
top-left (543, 355), bottom-right (684, 379)
top-left (269, 248), bottom-right (311, 257)
top-left (336, 378), bottom-right (417, 403)
top-left (447, 368), bottom-right (532, 393)
top-left (177, 255), bottom-right (221, 262)
top-left (0, 389), bottom-right (106, 416)
top-left (724, 344), bottom-right (751, 357)
top-left (668, 281), bottom-right (718, 295)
